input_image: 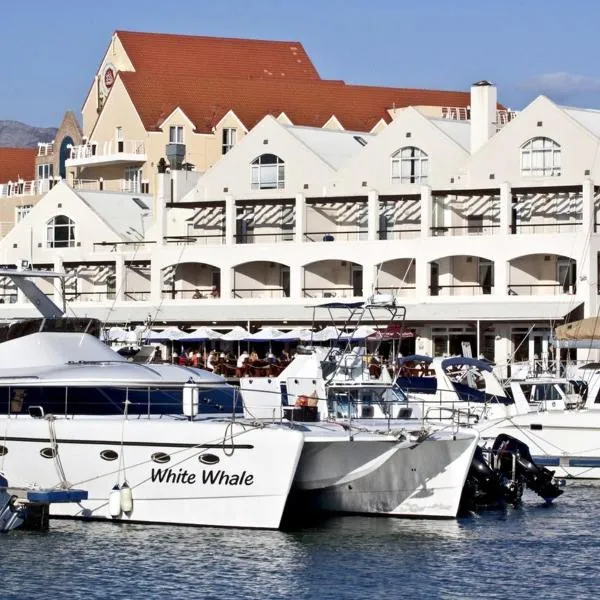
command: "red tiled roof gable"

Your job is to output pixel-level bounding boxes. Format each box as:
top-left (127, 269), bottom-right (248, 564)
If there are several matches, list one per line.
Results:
top-left (116, 30), bottom-right (321, 81)
top-left (120, 71), bottom-right (474, 133)
top-left (0, 148), bottom-right (36, 183)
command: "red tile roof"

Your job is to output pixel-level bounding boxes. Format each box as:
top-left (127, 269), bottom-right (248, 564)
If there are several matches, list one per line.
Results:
top-left (0, 148), bottom-right (36, 183)
top-left (117, 30), bottom-right (320, 81)
top-left (120, 71), bottom-right (473, 133)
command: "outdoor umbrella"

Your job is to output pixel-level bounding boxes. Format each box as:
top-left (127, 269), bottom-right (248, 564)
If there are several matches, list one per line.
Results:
top-left (277, 328), bottom-right (314, 342)
top-left (179, 326), bottom-right (223, 342)
top-left (312, 326), bottom-right (343, 342)
top-left (243, 327), bottom-right (285, 353)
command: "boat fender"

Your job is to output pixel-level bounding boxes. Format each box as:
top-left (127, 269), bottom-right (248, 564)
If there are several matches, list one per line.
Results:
top-left (120, 481), bottom-right (133, 514)
top-left (108, 484), bottom-right (121, 518)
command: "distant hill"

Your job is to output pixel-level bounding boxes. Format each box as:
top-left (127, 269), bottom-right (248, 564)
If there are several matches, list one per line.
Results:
top-left (0, 120), bottom-right (57, 148)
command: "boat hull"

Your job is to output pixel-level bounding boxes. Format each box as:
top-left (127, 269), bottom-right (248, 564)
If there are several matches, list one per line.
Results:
top-left (292, 430), bottom-right (478, 518)
top-left (0, 417), bottom-right (304, 529)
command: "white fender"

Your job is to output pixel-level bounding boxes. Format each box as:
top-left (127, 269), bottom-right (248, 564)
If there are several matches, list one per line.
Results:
top-left (108, 484), bottom-right (121, 518)
top-left (120, 481), bottom-right (133, 513)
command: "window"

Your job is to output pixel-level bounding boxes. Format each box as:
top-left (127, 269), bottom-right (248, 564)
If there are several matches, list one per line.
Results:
top-left (47, 215), bottom-right (75, 248)
top-left (478, 259), bottom-right (493, 295)
top-left (169, 126), bottom-right (184, 144)
top-left (521, 137), bottom-right (561, 177)
top-left (37, 163), bottom-right (53, 180)
top-left (467, 215), bottom-right (484, 234)
top-left (251, 154), bottom-right (285, 190)
top-left (123, 167), bottom-right (141, 193)
top-left (222, 128), bottom-right (237, 154)
top-left (391, 147), bottom-right (429, 184)
top-left (16, 205), bottom-right (33, 222)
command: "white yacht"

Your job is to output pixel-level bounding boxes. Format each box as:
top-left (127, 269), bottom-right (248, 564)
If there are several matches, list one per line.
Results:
top-left (241, 298), bottom-right (480, 519)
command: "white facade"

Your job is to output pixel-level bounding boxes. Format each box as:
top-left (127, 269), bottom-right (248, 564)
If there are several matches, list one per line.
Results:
top-left (1, 87), bottom-right (599, 370)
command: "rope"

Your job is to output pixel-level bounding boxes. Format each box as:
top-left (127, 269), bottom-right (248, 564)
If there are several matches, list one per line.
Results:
top-left (47, 415), bottom-right (70, 489)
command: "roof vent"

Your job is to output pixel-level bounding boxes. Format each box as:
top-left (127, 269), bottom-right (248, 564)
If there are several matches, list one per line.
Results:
top-left (473, 80), bottom-right (493, 87)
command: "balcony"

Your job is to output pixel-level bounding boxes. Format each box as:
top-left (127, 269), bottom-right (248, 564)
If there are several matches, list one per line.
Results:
top-left (73, 178), bottom-right (150, 194)
top-left (66, 140), bottom-right (146, 168)
top-left (37, 142), bottom-right (55, 156)
top-left (0, 179), bottom-right (53, 198)
top-left (430, 224), bottom-right (500, 237)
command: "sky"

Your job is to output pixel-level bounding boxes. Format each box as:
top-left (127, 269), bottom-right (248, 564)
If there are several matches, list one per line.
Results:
top-left (2, 0), bottom-right (600, 127)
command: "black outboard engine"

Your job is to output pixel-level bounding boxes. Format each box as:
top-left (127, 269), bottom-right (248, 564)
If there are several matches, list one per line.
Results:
top-left (460, 434), bottom-right (563, 514)
top-left (492, 434), bottom-right (563, 503)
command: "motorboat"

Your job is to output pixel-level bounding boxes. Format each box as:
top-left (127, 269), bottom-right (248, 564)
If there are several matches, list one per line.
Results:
top-left (0, 473), bottom-right (26, 532)
top-left (241, 297), bottom-right (480, 518)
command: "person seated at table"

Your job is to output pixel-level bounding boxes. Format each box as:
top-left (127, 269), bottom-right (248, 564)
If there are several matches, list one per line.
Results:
top-left (210, 286), bottom-right (220, 298)
top-left (249, 350), bottom-right (259, 363)
top-left (192, 288), bottom-right (203, 299)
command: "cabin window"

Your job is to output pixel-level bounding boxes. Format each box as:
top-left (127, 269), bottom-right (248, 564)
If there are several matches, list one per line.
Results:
top-left (199, 453), bottom-right (220, 465)
top-left (47, 215), bottom-right (76, 248)
top-left (100, 449), bottom-right (119, 461)
top-left (391, 146), bottom-right (429, 184)
top-left (520, 137), bottom-right (561, 177)
top-left (251, 154), bottom-right (285, 190)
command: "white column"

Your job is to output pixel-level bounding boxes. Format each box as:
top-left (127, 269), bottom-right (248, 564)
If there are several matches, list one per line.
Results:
top-left (221, 266), bottom-right (234, 300)
top-left (367, 190), bottom-right (379, 242)
top-left (580, 179), bottom-right (596, 317)
top-left (420, 185), bottom-right (432, 238)
top-left (225, 195), bottom-right (235, 246)
top-left (494, 259), bottom-right (508, 295)
top-left (294, 193), bottom-right (305, 243)
top-left (290, 265), bottom-right (302, 298)
top-left (362, 264), bottom-right (375, 296)
top-left (115, 255), bottom-right (125, 302)
top-left (150, 259), bottom-right (162, 304)
top-left (499, 182), bottom-right (511, 235)
top-left (155, 173), bottom-right (169, 245)
top-left (582, 178), bottom-right (594, 235)
top-left (415, 258), bottom-right (429, 298)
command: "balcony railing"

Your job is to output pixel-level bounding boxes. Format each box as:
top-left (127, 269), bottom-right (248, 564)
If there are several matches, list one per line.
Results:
top-left (430, 225), bottom-right (500, 237)
top-left (124, 291), bottom-right (151, 301)
top-left (302, 286), bottom-right (357, 298)
top-left (233, 288), bottom-right (287, 299)
top-left (375, 285), bottom-right (417, 296)
top-left (93, 241), bottom-right (156, 252)
top-left (304, 230), bottom-right (369, 242)
top-left (234, 232), bottom-right (295, 244)
top-left (430, 284), bottom-right (492, 296)
top-left (162, 288), bottom-right (221, 300)
top-left (37, 142), bottom-right (55, 156)
top-left (164, 234), bottom-right (225, 246)
top-left (65, 292), bottom-right (116, 302)
top-left (508, 284), bottom-right (575, 295)
top-left (0, 178), bottom-right (54, 198)
top-left (377, 228), bottom-right (420, 240)
top-left (514, 222), bottom-right (582, 234)
top-left (68, 140), bottom-right (146, 161)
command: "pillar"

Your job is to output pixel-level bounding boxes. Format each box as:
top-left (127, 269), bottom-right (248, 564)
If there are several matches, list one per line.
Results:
top-left (53, 257), bottom-right (64, 305)
top-left (150, 259), bottom-right (162, 304)
top-left (225, 195), bottom-right (235, 246)
top-left (494, 259), bottom-right (508, 295)
top-left (221, 266), bottom-right (234, 300)
top-left (499, 182), bottom-right (511, 235)
top-left (154, 172), bottom-right (169, 246)
top-left (420, 185), bottom-right (432, 238)
top-left (294, 193), bottom-right (305, 243)
top-left (362, 264), bottom-right (375, 296)
top-left (290, 265), bottom-right (302, 298)
top-left (415, 259), bottom-right (429, 298)
top-left (580, 179), bottom-right (597, 318)
top-left (582, 178), bottom-right (594, 235)
top-left (114, 255), bottom-right (125, 302)
top-left (367, 190), bottom-right (379, 242)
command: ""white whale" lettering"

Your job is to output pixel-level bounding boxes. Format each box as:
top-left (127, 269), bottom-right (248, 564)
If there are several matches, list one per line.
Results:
top-left (151, 467), bottom-right (254, 486)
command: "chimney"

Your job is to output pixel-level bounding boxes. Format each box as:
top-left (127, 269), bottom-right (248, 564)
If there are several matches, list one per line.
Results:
top-left (470, 80), bottom-right (497, 154)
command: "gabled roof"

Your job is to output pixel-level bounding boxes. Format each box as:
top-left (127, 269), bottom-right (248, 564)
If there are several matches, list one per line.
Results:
top-left (77, 190), bottom-right (153, 241)
top-left (284, 125), bottom-right (374, 169)
top-left (120, 71), bottom-right (472, 134)
top-left (0, 147), bottom-right (36, 182)
top-left (561, 106), bottom-right (600, 138)
top-left (116, 30), bottom-right (320, 81)
top-left (429, 118), bottom-right (471, 151)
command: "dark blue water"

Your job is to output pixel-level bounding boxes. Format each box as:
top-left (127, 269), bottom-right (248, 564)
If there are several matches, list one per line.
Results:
top-left (1, 483), bottom-right (597, 600)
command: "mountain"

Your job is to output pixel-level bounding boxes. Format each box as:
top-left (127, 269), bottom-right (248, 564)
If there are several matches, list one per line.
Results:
top-left (0, 120), bottom-right (57, 148)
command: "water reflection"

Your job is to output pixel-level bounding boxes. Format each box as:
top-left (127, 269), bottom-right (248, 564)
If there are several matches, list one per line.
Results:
top-left (0, 483), bottom-right (597, 600)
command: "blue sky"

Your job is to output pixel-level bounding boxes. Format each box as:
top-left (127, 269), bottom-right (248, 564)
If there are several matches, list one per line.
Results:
top-left (2, 0), bottom-right (600, 126)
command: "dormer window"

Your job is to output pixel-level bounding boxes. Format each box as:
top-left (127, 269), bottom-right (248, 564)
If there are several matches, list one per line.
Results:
top-left (521, 137), bottom-right (561, 177)
top-left (251, 154), bottom-right (285, 190)
top-left (222, 128), bottom-right (237, 155)
top-left (169, 126), bottom-right (184, 144)
top-left (47, 215), bottom-right (75, 248)
top-left (391, 146), bottom-right (429, 184)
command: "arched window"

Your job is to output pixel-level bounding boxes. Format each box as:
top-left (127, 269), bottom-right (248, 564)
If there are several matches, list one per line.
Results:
top-left (391, 147), bottom-right (428, 184)
top-left (520, 137), bottom-right (561, 177)
top-left (47, 215), bottom-right (75, 248)
top-left (251, 154), bottom-right (285, 190)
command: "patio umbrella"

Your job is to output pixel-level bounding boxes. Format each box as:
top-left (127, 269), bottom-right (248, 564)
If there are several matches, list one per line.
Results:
top-left (179, 326), bottom-right (223, 342)
top-left (312, 326), bottom-right (343, 342)
top-left (143, 327), bottom-right (186, 342)
top-left (221, 326), bottom-right (251, 356)
top-left (105, 326), bottom-right (128, 343)
top-left (243, 327), bottom-right (285, 353)
top-left (339, 326), bottom-right (376, 341)
top-left (277, 328), bottom-right (314, 342)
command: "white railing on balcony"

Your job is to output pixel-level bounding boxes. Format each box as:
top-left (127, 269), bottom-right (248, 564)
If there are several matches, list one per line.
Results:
top-left (69, 140), bottom-right (145, 161)
top-left (0, 178), bottom-right (54, 198)
top-left (441, 107), bottom-right (470, 121)
top-left (37, 142), bottom-right (55, 156)
top-left (72, 179), bottom-right (102, 191)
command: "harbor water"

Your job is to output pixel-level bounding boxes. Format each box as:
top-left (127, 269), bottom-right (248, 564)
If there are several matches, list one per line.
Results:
top-left (1, 482), bottom-right (598, 599)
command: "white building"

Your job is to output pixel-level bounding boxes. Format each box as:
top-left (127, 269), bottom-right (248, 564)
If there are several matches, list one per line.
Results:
top-left (1, 82), bottom-right (597, 370)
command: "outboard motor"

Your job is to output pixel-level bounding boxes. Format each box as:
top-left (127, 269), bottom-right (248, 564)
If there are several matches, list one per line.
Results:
top-left (492, 434), bottom-right (563, 503)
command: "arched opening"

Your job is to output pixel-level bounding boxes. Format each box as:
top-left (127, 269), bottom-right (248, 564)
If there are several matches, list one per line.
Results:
top-left (233, 261), bottom-right (289, 298)
top-left (59, 136), bottom-right (74, 179)
top-left (429, 255), bottom-right (494, 296)
top-left (391, 146), bottom-right (428, 184)
top-left (251, 154), bottom-right (285, 190)
top-left (162, 262), bottom-right (221, 300)
top-left (376, 258), bottom-right (416, 297)
top-left (508, 254), bottom-right (576, 295)
top-left (47, 215), bottom-right (75, 248)
top-left (520, 137), bottom-right (561, 177)
top-left (303, 260), bottom-right (362, 298)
